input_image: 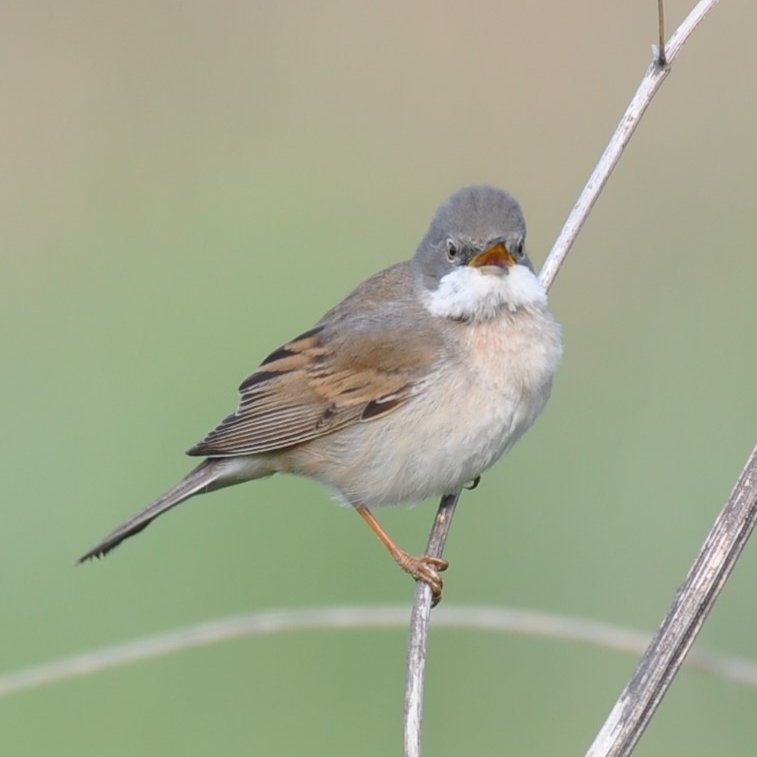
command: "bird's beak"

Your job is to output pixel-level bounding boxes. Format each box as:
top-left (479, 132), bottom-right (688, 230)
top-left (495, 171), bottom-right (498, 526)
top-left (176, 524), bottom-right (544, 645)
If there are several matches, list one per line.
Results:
top-left (468, 242), bottom-right (516, 269)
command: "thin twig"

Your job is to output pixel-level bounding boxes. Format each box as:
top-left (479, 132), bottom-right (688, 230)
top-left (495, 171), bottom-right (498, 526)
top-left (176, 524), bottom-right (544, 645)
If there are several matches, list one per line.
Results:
top-left (4, 604), bottom-right (757, 699)
top-left (657, 0), bottom-right (667, 66)
top-left (403, 1), bottom-right (722, 754)
top-left (540, 0), bottom-right (719, 291)
top-left (404, 492), bottom-right (460, 757)
top-left (586, 444), bottom-right (757, 757)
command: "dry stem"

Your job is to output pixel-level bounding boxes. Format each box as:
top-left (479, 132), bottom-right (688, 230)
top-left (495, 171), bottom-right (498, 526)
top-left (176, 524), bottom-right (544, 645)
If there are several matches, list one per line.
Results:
top-left (586, 445), bottom-right (757, 757)
top-left (403, 1), bottom-right (724, 755)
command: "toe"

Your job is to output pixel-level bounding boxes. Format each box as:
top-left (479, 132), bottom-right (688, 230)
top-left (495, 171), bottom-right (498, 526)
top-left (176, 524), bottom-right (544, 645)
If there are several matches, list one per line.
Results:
top-left (422, 556), bottom-right (449, 572)
top-left (414, 562), bottom-right (444, 596)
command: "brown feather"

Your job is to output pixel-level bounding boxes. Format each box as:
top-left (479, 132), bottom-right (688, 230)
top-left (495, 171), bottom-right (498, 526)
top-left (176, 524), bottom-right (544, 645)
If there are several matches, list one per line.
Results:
top-left (187, 271), bottom-right (443, 457)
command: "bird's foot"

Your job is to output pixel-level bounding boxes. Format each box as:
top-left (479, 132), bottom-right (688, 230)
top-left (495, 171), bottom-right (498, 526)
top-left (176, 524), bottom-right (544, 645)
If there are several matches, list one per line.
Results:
top-left (394, 551), bottom-right (449, 606)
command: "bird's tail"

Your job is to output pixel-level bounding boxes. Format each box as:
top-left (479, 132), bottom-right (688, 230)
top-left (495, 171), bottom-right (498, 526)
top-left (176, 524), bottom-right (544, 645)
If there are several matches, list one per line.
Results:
top-left (77, 459), bottom-right (229, 563)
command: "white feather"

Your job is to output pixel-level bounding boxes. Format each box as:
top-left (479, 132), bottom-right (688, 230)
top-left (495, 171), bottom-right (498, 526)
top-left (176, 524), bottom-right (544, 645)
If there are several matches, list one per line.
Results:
top-left (421, 264), bottom-right (547, 321)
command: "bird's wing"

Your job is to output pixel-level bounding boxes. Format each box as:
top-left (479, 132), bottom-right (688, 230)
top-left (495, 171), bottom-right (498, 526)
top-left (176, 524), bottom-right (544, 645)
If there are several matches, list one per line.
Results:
top-left (187, 321), bottom-right (441, 457)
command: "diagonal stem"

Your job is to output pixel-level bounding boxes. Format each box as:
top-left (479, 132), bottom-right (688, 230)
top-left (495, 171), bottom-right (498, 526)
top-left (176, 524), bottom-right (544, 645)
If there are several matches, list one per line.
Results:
top-left (586, 445), bottom-right (757, 757)
top-left (402, 2), bottom-right (722, 755)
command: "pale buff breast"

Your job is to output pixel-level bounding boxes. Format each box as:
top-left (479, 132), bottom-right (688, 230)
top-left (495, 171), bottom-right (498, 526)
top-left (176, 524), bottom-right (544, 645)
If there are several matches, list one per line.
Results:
top-left (282, 306), bottom-right (562, 507)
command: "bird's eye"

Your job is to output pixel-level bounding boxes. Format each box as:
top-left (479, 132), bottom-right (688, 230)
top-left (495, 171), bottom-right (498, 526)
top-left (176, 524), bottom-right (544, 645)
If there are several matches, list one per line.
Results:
top-left (446, 240), bottom-right (460, 263)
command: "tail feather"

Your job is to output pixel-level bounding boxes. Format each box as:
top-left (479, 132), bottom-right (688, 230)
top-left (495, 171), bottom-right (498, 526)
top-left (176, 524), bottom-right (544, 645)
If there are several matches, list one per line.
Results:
top-left (77, 460), bottom-right (226, 563)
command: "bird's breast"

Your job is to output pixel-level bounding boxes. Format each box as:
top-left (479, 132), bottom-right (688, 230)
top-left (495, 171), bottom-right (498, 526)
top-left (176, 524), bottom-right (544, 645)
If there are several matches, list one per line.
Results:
top-left (437, 306), bottom-right (563, 472)
top-left (282, 306), bottom-right (562, 507)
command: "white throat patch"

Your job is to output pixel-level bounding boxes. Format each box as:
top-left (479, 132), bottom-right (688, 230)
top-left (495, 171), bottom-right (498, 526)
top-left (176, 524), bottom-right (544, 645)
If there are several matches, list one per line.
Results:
top-left (421, 264), bottom-right (547, 321)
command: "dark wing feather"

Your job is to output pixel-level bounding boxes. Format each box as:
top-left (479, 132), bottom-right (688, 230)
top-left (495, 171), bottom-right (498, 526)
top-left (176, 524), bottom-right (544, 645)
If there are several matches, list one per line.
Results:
top-left (188, 321), bottom-right (440, 457)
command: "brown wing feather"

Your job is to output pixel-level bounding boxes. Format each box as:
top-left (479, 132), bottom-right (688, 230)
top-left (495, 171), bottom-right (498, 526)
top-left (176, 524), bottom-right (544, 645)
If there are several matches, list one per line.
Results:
top-left (187, 322), bottom-right (440, 457)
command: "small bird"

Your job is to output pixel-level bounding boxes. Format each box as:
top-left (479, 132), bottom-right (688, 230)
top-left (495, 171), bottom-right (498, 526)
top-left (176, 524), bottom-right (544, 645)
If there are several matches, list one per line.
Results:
top-left (79, 186), bottom-right (562, 604)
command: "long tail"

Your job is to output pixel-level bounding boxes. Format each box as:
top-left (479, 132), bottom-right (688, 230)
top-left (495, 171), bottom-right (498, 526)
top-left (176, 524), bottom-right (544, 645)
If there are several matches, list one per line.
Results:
top-left (77, 459), bottom-right (228, 563)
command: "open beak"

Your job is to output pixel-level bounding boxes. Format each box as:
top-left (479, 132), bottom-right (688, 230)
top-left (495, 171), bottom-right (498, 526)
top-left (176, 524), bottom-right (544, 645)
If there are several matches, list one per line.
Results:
top-left (468, 242), bottom-right (516, 269)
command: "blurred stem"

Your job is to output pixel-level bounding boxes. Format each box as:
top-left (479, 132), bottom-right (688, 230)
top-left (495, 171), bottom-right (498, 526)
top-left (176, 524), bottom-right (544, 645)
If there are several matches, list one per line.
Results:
top-left (4, 604), bottom-right (757, 698)
top-left (403, 1), bottom-right (722, 756)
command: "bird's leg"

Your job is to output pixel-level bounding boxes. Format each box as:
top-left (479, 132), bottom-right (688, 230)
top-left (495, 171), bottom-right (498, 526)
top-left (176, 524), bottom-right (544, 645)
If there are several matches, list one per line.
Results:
top-left (355, 504), bottom-right (449, 606)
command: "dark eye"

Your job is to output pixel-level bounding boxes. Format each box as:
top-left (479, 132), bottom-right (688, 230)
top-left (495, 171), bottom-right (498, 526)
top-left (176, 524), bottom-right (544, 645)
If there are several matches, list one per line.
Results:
top-left (511, 240), bottom-right (524, 259)
top-left (446, 239), bottom-right (460, 263)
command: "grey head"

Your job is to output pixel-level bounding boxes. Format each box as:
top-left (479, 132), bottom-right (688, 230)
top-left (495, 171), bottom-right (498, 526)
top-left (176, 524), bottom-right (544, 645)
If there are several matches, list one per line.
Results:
top-left (412, 185), bottom-right (533, 291)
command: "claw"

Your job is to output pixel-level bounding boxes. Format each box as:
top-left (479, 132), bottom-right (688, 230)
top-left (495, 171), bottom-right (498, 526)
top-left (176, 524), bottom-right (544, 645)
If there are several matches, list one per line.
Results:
top-left (395, 552), bottom-right (450, 606)
top-left (465, 476), bottom-right (481, 491)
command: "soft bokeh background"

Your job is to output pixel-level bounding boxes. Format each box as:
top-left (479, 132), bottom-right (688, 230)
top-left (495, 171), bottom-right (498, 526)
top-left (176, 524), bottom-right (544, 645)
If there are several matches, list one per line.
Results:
top-left (2, 2), bottom-right (756, 754)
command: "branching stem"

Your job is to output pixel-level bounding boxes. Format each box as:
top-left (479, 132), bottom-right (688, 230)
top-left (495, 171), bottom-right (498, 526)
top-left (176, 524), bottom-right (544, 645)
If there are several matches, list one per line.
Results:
top-left (403, 2), bottom-right (723, 755)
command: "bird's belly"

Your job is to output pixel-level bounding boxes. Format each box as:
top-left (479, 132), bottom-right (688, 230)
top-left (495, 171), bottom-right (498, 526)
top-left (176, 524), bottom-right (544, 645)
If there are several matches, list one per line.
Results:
top-left (358, 385), bottom-right (543, 505)
top-left (289, 309), bottom-right (562, 507)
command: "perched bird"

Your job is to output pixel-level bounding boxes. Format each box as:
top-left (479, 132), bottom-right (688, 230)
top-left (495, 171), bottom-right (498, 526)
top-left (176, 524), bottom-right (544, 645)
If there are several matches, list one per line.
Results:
top-left (79, 186), bottom-right (563, 604)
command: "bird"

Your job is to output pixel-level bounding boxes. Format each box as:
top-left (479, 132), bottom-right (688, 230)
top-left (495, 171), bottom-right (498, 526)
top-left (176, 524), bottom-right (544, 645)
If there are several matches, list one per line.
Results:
top-left (78, 185), bottom-right (563, 605)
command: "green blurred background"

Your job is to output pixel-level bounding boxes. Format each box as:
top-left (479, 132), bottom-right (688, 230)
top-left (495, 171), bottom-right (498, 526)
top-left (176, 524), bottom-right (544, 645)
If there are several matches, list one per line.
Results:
top-left (2, 1), bottom-right (756, 754)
